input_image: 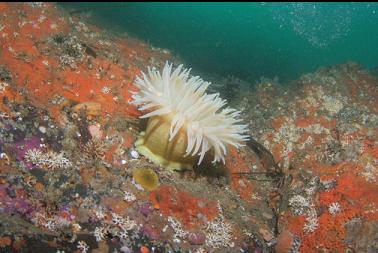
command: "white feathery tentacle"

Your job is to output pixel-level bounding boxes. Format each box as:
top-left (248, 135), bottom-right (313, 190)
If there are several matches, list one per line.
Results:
top-left (132, 62), bottom-right (249, 164)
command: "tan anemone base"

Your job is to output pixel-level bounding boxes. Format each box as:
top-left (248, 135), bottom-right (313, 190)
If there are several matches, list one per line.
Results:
top-left (135, 114), bottom-right (196, 170)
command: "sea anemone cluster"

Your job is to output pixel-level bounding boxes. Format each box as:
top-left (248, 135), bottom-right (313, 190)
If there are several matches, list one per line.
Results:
top-left (131, 62), bottom-right (249, 170)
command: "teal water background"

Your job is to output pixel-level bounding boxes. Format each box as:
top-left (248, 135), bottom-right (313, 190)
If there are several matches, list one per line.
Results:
top-left (60, 2), bottom-right (378, 83)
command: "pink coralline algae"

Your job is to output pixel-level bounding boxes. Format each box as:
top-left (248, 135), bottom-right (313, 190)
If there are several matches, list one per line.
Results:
top-left (186, 231), bottom-right (206, 245)
top-left (12, 137), bottom-right (42, 169)
top-left (139, 202), bottom-right (154, 217)
top-left (0, 186), bottom-right (34, 218)
top-left (141, 224), bottom-right (160, 240)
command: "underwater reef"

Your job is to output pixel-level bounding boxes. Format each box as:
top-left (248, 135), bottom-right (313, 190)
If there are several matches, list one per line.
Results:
top-left (0, 3), bottom-right (377, 253)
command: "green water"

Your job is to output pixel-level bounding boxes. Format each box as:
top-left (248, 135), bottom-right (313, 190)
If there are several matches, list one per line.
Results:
top-left (60, 2), bottom-right (378, 83)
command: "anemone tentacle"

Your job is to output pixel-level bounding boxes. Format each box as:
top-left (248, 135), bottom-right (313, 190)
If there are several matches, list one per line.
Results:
top-left (131, 62), bottom-right (249, 165)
